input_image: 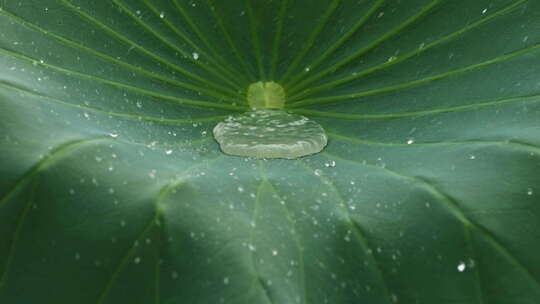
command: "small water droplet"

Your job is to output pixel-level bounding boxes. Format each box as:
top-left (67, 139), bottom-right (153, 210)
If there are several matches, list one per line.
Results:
top-left (272, 249), bottom-right (278, 256)
top-left (159, 11), bottom-right (165, 18)
top-left (324, 160), bottom-right (336, 167)
top-left (457, 261), bottom-right (466, 272)
top-left (237, 186), bottom-right (244, 193)
top-left (109, 132), bottom-right (119, 138)
top-left (406, 139), bottom-right (414, 144)
top-left (165, 149), bottom-right (173, 155)
top-left (192, 52), bottom-right (199, 60)
top-left (133, 257), bottom-right (141, 264)
top-left (223, 277), bottom-right (229, 285)
top-left (314, 169), bottom-right (322, 176)
top-left (171, 271), bottom-right (178, 279)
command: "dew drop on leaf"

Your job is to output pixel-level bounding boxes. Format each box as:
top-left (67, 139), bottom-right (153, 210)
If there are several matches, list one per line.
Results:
top-left (213, 110), bottom-right (327, 159)
top-left (457, 261), bottom-right (466, 272)
top-left (324, 160), bottom-right (336, 167)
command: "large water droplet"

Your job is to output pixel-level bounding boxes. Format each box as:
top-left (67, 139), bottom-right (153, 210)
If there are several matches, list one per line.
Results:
top-left (213, 110), bottom-right (327, 159)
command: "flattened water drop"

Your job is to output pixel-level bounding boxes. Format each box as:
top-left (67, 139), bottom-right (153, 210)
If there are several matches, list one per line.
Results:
top-left (213, 110), bottom-right (327, 159)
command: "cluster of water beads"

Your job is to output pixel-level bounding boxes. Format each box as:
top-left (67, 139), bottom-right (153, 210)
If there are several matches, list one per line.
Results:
top-left (213, 81), bottom-right (328, 159)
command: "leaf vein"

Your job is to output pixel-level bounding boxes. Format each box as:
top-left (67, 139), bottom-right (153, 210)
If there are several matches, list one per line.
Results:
top-left (0, 47), bottom-right (246, 111)
top-left (57, 0), bottom-right (239, 98)
top-left (289, 0), bottom-right (529, 100)
top-left (289, 42), bottom-right (540, 107)
top-left (324, 152), bottom-right (540, 292)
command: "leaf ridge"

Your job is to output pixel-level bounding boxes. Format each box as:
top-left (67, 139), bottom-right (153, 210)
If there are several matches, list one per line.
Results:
top-left (0, 8), bottom-right (241, 103)
top-left (0, 181), bottom-right (36, 294)
top-left (283, 0), bottom-right (385, 89)
top-left (269, 0), bottom-right (288, 80)
top-left (288, 0), bottom-right (530, 100)
top-left (0, 137), bottom-right (112, 208)
top-left (0, 82), bottom-right (228, 125)
top-left (464, 227), bottom-right (485, 304)
top-left (287, 0), bottom-right (444, 96)
top-left (96, 214), bottom-right (159, 304)
top-left (244, 176), bottom-right (273, 304)
top-left (261, 162), bottom-right (307, 304)
top-left (245, 0), bottom-right (266, 80)
top-left (0, 47), bottom-right (247, 111)
top-left (325, 152), bottom-right (540, 293)
top-left (291, 94), bottom-right (540, 119)
top-left (58, 0), bottom-right (239, 98)
top-left (165, 0), bottom-right (251, 87)
top-left (278, 0), bottom-right (341, 84)
top-left (288, 42), bottom-right (540, 107)
top-left (299, 160), bottom-right (395, 304)
top-left (207, 0), bottom-right (258, 83)
top-left (327, 132), bottom-right (540, 152)
top-left (111, 0), bottom-right (243, 91)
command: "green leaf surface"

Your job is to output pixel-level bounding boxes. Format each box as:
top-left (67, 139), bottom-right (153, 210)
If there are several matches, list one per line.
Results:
top-left (1, 0), bottom-right (540, 303)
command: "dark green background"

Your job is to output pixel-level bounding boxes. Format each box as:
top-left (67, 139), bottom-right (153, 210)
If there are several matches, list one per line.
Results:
top-left (1, 0), bottom-right (540, 303)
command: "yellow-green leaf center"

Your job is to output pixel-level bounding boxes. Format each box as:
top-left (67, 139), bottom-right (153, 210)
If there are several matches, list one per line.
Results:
top-left (247, 81), bottom-right (286, 109)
